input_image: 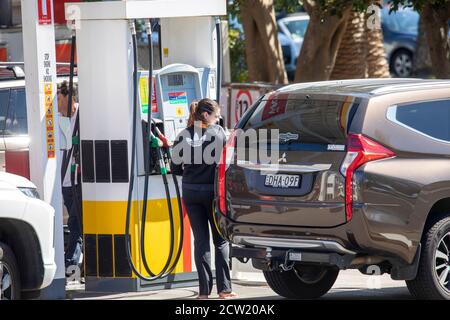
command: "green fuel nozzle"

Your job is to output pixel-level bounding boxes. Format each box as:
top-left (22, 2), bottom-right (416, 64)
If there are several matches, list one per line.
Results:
top-left (151, 134), bottom-right (163, 148)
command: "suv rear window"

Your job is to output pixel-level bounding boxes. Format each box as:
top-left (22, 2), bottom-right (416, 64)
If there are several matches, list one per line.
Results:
top-left (5, 88), bottom-right (27, 136)
top-left (388, 100), bottom-right (450, 142)
top-left (0, 89), bottom-right (9, 134)
top-left (243, 95), bottom-right (359, 145)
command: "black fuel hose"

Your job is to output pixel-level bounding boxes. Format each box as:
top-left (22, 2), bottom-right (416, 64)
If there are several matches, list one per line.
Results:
top-left (61, 26), bottom-right (83, 236)
top-left (125, 20), bottom-right (182, 281)
top-left (138, 19), bottom-right (176, 279)
top-left (162, 149), bottom-right (184, 277)
top-left (151, 120), bottom-right (184, 278)
top-left (125, 20), bottom-right (161, 281)
top-left (61, 28), bottom-right (77, 181)
top-left (215, 17), bottom-right (222, 103)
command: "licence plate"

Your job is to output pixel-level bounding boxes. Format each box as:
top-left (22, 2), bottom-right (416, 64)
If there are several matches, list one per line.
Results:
top-left (264, 174), bottom-right (301, 188)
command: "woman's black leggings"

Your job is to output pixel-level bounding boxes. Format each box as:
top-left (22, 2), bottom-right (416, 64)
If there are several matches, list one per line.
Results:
top-left (182, 187), bottom-right (232, 296)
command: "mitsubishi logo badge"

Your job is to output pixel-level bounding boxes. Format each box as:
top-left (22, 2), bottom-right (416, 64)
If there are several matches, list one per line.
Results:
top-left (278, 152), bottom-right (287, 163)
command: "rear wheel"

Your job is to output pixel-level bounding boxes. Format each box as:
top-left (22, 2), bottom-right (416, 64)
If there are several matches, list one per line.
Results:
top-left (263, 264), bottom-right (339, 299)
top-left (0, 242), bottom-right (21, 300)
top-left (406, 214), bottom-right (450, 300)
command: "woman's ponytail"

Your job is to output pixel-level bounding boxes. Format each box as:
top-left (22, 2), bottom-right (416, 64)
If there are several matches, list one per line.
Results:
top-left (187, 98), bottom-right (219, 128)
top-left (187, 100), bottom-right (199, 127)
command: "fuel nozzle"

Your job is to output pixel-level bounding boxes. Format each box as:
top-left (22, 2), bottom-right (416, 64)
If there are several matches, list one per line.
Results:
top-left (150, 133), bottom-right (163, 148)
top-left (153, 126), bottom-right (173, 148)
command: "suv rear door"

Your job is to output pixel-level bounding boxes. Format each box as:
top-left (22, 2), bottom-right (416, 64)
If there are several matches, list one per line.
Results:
top-left (227, 92), bottom-right (361, 228)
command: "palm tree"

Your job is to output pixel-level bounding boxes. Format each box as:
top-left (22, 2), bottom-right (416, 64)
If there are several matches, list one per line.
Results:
top-left (331, 4), bottom-right (390, 80)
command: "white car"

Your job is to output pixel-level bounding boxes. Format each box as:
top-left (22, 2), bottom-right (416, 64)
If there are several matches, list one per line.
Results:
top-left (0, 172), bottom-right (56, 300)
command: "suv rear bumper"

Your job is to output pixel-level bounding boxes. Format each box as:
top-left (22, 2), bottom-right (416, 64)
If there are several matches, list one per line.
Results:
top-left (214, 204), bottom-right (420, 267)
top-left (233, 236), bottom-right (356, 255)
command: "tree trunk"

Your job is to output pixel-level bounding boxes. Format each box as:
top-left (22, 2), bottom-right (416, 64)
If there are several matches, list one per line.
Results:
top-left (294, 0), bottom-right (352, 82)
top-left (240, 0), bottom-right (288, 84)
top-left (331, 2), bottom-right (390, 80)
top-left (422, 2), bottom-right (450, 79)
top-left (366, 15), bottom-right (390, 78)
top-left (330, 11), bottom-right (367, 80)
top-left (412, 17), bottom-right (432, 77)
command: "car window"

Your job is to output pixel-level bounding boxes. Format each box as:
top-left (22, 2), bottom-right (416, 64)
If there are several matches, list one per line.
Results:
top-left (5, 88), bottom-right (28, 136)
top-left (284, 19), bottom-right (309, 41)
top-left (390, 100), bottom-right (450, 142)
top-left (243, 96), bottom-right (359, 145)
top-left (0, 89), bottom-right (10, 134)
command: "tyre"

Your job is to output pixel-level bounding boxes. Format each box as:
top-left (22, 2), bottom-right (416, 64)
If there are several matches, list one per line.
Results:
top-left (0, 242), bottom-right (21, 300)
top-left (263, 264), bottom-right (339, 299)
top-left (21, 290), bottom-right (41, 300)
top-left (390, 49), bottom-right (413, 77)
top-left (406, 214), bottom-right (450, 300)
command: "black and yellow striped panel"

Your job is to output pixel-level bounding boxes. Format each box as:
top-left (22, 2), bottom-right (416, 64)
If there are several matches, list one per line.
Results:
top-left (114, 235), bottom-right (132, 277)
top-left (84, 234), bottom-right (133, 278)
top-left (84, 234), bottom-right (97, 277)
top-left (82, 199), bottom-right (185, 278)
top-left (98, 235), bottom-right (114, 277)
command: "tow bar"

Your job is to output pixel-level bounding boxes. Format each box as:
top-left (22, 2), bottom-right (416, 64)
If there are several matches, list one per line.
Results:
top-left (231, 246), bottom-right (355, 271)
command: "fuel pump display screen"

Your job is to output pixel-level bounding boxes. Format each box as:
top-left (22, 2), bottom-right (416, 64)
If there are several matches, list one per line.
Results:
top-left (167, 74), bottom-right (183, 86)
top-left (138, 65), bottom-right (203, 142)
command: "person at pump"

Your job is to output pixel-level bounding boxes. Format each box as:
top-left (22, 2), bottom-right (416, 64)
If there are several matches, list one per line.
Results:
top-left (171, 98), bottom-right (237, 299)
top-left (57, 81), bottom-right (83, 274)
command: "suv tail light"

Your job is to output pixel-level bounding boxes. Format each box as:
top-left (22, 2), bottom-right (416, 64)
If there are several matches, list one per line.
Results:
top-left (218, 130), bottom-right (237, 215)
top-left (340, 134), bottom-right (395, 221)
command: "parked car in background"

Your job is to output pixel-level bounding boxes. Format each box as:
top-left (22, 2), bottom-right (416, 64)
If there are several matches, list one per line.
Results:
top-left (0, 65), bottom-right (76, 240)
top-left (381, 6), bottom-right (419, 77)
top-left (215, 78), bottom-right (450, 300)
top-left (0, 172), bottom-right (56, 300)
top-left (278, 7), bottom-right (428, 79)
top-left (0, 77), bottom-right (29, 177)
top-left (277, 13), bottom-right (309, 80)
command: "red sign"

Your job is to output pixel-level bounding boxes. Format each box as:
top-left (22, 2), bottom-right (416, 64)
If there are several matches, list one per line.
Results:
top-left (151, 78), bottom-right (157, 113)
top-left (38, 0), bottom-right (53, 25)
top-left (235, 90), bottom-right (253, 123)
top-left (261, 95), bottom-right (287, 121)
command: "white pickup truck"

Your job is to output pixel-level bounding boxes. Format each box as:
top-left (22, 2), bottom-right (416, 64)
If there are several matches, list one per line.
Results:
top-left (0, 172), bottom-right (56, 300)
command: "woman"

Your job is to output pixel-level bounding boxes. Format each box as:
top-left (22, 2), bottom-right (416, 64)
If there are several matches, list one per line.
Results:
top-left (171, 98), bottom-right (237, 299)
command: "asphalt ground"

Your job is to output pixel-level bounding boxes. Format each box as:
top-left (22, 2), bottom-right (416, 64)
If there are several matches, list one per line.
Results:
top-left (66, 269), bottom-right (412, 300)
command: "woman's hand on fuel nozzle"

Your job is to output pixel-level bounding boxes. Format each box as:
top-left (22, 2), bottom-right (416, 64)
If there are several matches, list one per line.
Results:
top-left (158, 133), bottom-right (173, 148)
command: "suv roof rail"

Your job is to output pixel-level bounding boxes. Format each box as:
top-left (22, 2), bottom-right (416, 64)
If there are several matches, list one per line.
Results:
top-left (0, 62), bottom-right (77, 67)
top-left (0, 64), bottom-right (25, 80)
top-left (0, 62), bottom-right (77, 81)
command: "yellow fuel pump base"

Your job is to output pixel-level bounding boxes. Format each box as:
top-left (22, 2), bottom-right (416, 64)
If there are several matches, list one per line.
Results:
top-left (83, 197), bottom-right (196, 292)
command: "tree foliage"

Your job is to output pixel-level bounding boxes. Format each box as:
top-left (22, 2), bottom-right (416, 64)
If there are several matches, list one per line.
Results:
top-left (229, 0), bottom-right (450, 82)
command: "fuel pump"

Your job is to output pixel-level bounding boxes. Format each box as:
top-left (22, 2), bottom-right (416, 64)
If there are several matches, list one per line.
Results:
top-left (65, 0), bottom-right (226, 292)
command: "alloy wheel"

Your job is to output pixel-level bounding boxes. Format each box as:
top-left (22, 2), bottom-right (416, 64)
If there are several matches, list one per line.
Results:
top-left (394, 52), bottom-right (412, 77)
top-left (434, 232), bottom-right (450, 293)
top-left (0, 262), bottom-right (14, 300)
